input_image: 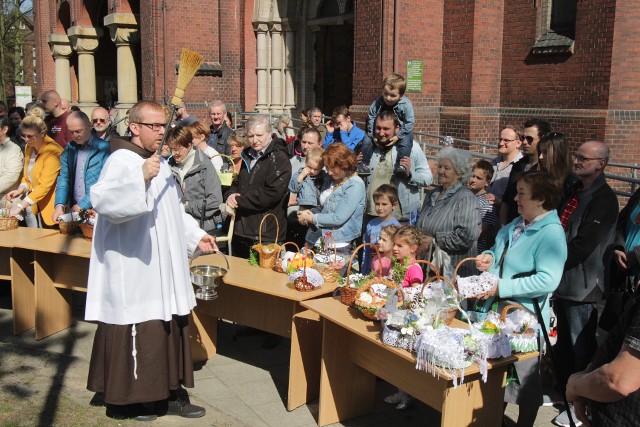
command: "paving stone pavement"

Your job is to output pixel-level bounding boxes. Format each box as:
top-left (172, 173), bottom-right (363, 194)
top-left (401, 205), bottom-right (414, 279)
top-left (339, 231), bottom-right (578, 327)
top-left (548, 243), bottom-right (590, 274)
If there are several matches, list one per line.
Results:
top-left (0, 284), bottom-right (563, 426)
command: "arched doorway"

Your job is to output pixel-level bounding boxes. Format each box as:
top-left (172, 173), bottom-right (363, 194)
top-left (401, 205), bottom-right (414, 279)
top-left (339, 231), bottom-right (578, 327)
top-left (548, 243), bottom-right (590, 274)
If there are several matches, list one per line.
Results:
top-left (312, 0), bottom-right (354, 113)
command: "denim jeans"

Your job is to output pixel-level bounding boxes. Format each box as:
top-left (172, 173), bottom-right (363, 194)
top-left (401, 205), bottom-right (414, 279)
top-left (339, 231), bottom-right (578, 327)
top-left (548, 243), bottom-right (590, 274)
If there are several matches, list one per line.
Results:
top-left (24, 205), bottom-right (42, 228)
top-left (554, 298), bottom-right (598, 388)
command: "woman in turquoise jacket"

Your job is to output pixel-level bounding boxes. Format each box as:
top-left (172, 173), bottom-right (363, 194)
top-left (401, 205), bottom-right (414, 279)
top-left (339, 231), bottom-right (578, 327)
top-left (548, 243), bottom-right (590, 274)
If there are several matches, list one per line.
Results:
top-left (476, 172), bottom-right (568, 427)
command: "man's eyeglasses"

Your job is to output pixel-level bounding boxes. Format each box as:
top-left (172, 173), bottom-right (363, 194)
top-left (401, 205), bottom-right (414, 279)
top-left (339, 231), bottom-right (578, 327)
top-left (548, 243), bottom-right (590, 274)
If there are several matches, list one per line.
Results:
top-left (497, 138), bottom-right (519, 144)
top-left (136, 122), bottom-right (165, 132)
top-left (523, 136), bottom-right (535, 144)
top-left (21, 133), bottom-right (38, 140)
top-left (69, 129), bottom-right (86, 135)
top-left (92, 118), bottom-right (108, 124)
top-left (572, 154), bottom-right (604, 163)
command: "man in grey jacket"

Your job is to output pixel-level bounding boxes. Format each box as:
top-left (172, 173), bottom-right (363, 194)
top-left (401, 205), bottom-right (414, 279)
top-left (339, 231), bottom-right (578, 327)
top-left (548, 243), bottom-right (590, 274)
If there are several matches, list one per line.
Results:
top-left (553, 140), bottom-right (619, 427)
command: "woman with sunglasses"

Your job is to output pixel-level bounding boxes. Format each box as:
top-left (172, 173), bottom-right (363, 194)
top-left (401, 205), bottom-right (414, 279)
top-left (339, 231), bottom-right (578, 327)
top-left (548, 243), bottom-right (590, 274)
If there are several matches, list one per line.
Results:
top-left (6, 115), bottom-right (63, 227)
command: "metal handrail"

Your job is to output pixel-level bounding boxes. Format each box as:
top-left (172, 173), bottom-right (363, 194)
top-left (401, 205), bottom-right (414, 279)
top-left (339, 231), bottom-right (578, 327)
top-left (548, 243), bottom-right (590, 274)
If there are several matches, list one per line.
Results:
top-left (230, 111), bottom-right (639, 197)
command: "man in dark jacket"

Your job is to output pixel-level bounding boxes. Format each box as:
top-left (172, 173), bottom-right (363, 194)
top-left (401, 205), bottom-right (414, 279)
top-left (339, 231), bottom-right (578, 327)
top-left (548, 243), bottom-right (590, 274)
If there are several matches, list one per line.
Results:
top-left (553, 140), bottom-right (619, 427)
top-left (225, 114), bottom-right (292, 259)
top-left (207, 100), bottom-right (233, 155)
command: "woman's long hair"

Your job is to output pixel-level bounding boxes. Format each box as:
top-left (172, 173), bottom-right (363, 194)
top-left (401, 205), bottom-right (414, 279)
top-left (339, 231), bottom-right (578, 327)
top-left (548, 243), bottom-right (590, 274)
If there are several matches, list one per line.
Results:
top-left (537, 132), bottom-right (572, 184)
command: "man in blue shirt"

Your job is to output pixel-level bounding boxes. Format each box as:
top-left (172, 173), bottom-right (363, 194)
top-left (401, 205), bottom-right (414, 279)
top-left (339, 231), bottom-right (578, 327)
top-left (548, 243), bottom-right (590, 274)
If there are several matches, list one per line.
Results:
top-left (52, 111), bottom-right (111, 223)
top-left (322, 105), bottom-right (365, 151)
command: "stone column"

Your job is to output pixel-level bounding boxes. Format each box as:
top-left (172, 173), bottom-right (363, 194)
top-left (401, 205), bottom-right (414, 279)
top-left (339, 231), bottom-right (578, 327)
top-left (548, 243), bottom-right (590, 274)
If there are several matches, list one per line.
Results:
top-left (105, 13), bottom-right (140, 135)
top-left (270, 23), bottom-right (283, 113)
top-left (67, 26), bottom-right (103, 114)
top-left (254, 22), bottom-right (269, 113)
top-left (283, 20), bottom-right (296, 113)
top-left (47, 34), bottom-right (73, 101)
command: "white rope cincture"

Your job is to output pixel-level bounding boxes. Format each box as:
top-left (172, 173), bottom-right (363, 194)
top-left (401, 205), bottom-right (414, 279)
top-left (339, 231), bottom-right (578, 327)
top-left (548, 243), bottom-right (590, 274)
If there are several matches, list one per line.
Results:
top-left (131, 324), bottom-right (138, 380)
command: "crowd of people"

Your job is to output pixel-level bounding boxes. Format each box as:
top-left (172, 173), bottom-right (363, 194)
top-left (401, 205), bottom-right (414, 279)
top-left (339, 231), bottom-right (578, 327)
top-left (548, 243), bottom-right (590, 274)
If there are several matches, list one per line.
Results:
top-left (1, 71), bottom-right (640, 426)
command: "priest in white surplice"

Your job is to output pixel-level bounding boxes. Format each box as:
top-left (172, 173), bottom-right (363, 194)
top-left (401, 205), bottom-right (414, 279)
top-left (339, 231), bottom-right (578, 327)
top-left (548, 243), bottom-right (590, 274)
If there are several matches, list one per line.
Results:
top-left (85, 100), bottom-right (217, 422)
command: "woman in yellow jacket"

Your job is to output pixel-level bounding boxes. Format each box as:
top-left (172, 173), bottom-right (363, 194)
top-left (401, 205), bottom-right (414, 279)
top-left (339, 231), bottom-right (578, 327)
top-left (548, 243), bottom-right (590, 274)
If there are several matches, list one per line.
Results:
top-left (7, 115), bottom-right (63, 227)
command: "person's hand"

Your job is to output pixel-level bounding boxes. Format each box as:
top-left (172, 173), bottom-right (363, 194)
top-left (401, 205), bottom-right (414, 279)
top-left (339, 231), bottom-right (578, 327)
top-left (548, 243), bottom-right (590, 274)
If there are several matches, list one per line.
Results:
top-left (385, 135), bottom-right (399, 147)
top-left (9, 203), bottom-right (25, 218)
top-left (6, 188), bottom-right (24, 202)
top-left (197, 234), bottom-right (219, 253)
top-left (142, 154), bottom-right (161, 182)
top-left (485, 193), bottom-right (496, 205)
top-left (71, 204), bottom-right (82, 213)
top-left (226, 193), bottom-right (240, 209)
top-left (573, 399), bottom-right (591, 427)
top-left (298, 167), bottom-right (311, 182)
top-left (325, 120), bottom-right (334, 133)
top-left (615, 249), bottom-right (628, 269)
top-left (399, 156), bottom-right (411, 177)
top-left (355, 152), bottom-right (364, 165)
top-left (288, 194), bottom-right (298, 207)
top-left (52, 205), bottom-right (66, 224)
top-left (476, 254), bottom-right (494, 272)
top-left (297, 210), bottom-right (313, 225)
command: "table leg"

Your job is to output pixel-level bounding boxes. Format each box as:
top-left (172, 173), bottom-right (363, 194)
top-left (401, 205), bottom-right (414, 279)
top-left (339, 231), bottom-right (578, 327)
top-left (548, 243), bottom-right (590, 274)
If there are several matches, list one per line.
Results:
top-left (288, 309), bottom-right (322, 411)
top-left (440, 365), bottom-right (508, 427)
top-left (317, 319), bottom-right (376, 426)
top-left (35, 252), bottom-right (72, 340)
top-left (190, 306), bottom-right (218, 363)
top-left (11, 248), bottom-right (35, 335)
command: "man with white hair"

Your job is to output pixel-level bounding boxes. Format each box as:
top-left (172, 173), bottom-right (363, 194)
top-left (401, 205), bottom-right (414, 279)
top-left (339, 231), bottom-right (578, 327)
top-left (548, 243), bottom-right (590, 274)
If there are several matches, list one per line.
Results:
top-left (207, 100), bottom-right (233, 155)
top-left (226, 114), bottom-right (292, 258)
top-left (91, 107), bottom-right (118, 142)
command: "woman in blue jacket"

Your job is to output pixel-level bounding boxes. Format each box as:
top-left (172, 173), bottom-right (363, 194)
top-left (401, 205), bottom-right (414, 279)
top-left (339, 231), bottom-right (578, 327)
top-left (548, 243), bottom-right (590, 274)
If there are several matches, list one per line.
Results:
top-left (476, 172), bottom-right (568, 427)
top-left (297, 143), bottom-right (365, 265)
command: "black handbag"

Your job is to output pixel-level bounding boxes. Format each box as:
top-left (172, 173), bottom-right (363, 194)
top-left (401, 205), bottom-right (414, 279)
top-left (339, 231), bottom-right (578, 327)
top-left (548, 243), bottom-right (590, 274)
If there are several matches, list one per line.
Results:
top-left (599, 275), bottom-right (637, 331)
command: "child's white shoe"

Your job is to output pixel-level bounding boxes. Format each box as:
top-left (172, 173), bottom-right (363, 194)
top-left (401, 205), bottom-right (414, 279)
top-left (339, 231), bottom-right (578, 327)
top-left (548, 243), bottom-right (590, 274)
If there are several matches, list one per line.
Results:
top-left (384, 392), bottom-right (404, 405)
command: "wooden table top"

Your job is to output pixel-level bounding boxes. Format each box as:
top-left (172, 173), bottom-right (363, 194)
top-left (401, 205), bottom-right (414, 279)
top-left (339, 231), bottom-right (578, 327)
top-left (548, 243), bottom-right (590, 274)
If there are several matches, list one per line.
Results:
top-left (1, 227), bottom-right (336, 301)
top-left (302, 296), bottom-right (537, 378)
top-left (0, 227), bottom-right (62, 249)
top-left (194, 253), bottom-right (337, 302)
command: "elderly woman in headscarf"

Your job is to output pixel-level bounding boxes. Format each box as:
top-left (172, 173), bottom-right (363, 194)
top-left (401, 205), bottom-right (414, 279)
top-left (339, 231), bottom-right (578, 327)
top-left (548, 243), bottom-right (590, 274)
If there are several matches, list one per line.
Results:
top-left (416, 147), bottom-right (481, 277)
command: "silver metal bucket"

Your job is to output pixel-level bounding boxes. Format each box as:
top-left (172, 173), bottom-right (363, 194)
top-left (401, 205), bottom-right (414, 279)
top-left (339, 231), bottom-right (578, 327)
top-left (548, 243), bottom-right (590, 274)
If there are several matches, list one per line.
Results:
top-left (189, 249), bottom-right (230, 300)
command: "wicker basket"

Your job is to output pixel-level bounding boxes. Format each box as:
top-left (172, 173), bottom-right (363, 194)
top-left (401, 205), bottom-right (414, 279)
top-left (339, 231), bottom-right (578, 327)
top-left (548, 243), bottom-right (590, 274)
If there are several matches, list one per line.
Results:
top-left (453, 257), bottom-right (479, 289)
top-left (0, 199), bottom-right (19, 231)
top-left (210, 154), bottom-right (238, 186)
top-left (251, 213), bottom-right (281, 269)
top-left (424, 275), bottom-right (459, 325)
top-left (500, 303), bottom-right (539, 353)
top-left (355, 277), bottom-right (404, 320)
top-left (339, 243), bottom-right (383, 306)
top-left (59, 220), bottom-right (79, 235)
top-left (273, 241), bottom-right (301, 273)
top-left (79, 223), bottom-right (94, 241)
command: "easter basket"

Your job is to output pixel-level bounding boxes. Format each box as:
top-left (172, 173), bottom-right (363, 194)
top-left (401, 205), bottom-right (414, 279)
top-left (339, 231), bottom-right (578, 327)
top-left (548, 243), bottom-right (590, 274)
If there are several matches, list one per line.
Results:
top-left (413, 286), bottom-right (488, 386)
top-left (353, 248), bottom-right (404, 320)
top-left (78, 209), bottom-right (97, 241)
top-left (380, 260), bottom-right (442, 351)
top-left (502, 303), bottom-right (540, 353)
top-left (58, 212), bottom-right (81, 235)
top-left (273, 241), bottom-right (301, 273)
top-left (251, 213), bottom-right (282, 269)
top-left (339, 243), bottom-right (380, 306)
top-left (210, 154), bottom-right (238, 186)
top-left (0, 199), bottom-right (19, 231)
